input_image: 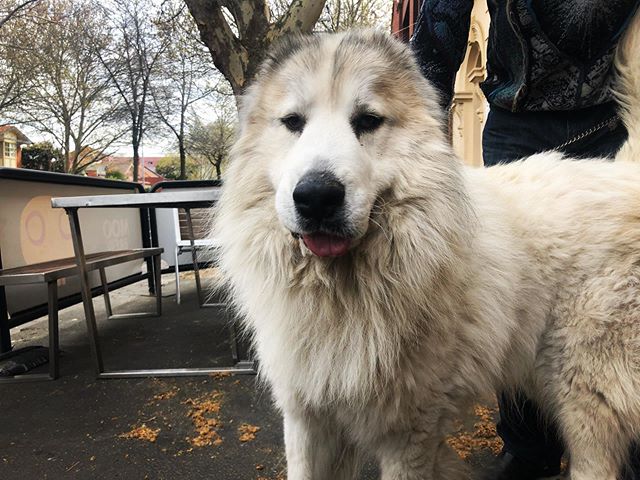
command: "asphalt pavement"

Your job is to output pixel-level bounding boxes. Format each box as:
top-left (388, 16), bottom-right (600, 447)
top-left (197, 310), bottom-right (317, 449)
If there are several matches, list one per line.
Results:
top-left (0, 272), bottom-right (503, 480)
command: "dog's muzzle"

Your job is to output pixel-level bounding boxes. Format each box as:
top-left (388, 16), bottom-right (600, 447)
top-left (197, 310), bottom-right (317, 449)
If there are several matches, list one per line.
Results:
top-left (293, 171), bottom-right (345, 222)
top-left (292, 171), bottom-right (352, 257)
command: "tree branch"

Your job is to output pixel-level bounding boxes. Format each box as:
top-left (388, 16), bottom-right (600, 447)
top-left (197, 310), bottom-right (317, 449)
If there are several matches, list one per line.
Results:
top-left (185, 0), bottom-right (252, 95)
top-left (270, 0), bottom-right (326, 39)
top-left (0, 0), bottom-right (39, 29)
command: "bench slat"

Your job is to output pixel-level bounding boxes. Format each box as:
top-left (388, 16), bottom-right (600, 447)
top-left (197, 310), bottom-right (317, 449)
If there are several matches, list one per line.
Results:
top-left (0, 248), bottom-right (163, 286)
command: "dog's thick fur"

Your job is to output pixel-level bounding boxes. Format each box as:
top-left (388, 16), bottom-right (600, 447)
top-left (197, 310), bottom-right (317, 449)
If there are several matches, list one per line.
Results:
top-left (213, 15), bottom-right (640, 480)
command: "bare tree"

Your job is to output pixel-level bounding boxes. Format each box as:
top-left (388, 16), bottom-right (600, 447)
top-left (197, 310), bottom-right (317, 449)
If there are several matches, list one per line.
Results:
top-left (186, 94), bottom-right (236, 180)
top-left (186, 118), bottom-right (234, 180)
top-left (185, 0), bottom-right (326, 98)
top-left (0, 28), bottom-right (29, 115)
top-left (100, 0), bottom-right (167, 182)
top-left (0, 0), bottom-right (45, 116)
top-left (0, 0), bottom-right (39, 28)
top-left (152, 1), bottom-right (218, 180)
top-left (320, 0), bottom-right (392, 31)
top-left (17, 0), bottom-right (125, 173)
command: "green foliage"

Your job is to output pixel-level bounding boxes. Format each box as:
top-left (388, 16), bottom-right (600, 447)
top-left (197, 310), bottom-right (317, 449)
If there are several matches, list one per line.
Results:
top-left (186, 114), bottom-right (236, 179)
top-left (105, 168), bottom-right (126, 180)
top-left (156, 155), bottom-right (198, 180)
top-left (21, 141), bottom-right (64, 172)
top-left (155, 155), bottom-right (180, 179)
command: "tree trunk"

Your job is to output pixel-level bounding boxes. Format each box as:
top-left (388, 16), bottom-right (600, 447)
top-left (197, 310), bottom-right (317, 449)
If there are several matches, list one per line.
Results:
top-left (185, 0), bottom-right (326, 98)
top-left (179, 138), bottom-right (186, 180)
top-left (132, 136), bottom-right (140, 183)
top-left (71, 145), bottom-right (82, 174)
top-left (64, 129), bottom-right (71, 173)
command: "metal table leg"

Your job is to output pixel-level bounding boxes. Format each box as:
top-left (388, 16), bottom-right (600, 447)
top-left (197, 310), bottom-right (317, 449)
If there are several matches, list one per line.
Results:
top-left (0, 285), bottom-right (11, 353)
top-left (184, 208), bottom-right (254, 372)
top-left (100, 266), bottom-right (158, 321)
top-left (62, 202), bottom-right (256, 379)
top-left (66, 207), bottom-right (105, 377)
top-left (47, 281), bottom-right (60, 380)
top-left (99, 268), bottom-right (114, 318)
top-left (63, 205), bottom-right (254, 379)
top-left (153, 254), bottom-right (162, 316)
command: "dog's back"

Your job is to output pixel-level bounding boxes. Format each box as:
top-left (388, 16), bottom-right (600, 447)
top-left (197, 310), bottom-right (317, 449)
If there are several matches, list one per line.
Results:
top-left (466, 13), bottom-right (640, 478)
top-left (484, 156), bottom-right (640, 479)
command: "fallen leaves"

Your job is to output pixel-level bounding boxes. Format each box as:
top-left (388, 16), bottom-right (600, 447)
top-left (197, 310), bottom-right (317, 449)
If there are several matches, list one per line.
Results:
top-left (184, 391), bottom-right (224, 447)
top-left (238, 423), bottom-right (260, 443)
top-left (120, 424), bottom-right (161, 443)
top-left (152, 387), bottom-right (180, 402)
top-left (446, 404), bottom-right (503, 460)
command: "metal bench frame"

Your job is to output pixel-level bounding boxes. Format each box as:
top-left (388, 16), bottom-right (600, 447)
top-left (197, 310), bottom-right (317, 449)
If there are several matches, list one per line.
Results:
top-left (0, 248), bottom-right (162, 383)
top-left (172, 208), bottom-right (220, 307)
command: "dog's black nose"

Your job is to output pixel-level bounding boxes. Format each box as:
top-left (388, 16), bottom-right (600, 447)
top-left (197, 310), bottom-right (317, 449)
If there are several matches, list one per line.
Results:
top-left (293, 171), bottom-right (345, 221)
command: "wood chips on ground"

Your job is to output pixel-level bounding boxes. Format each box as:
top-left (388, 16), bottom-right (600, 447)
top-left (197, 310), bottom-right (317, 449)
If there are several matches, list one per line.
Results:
top-left (152, 386), bottom-right (180, 402)
top-left (446, 404), bottom-right (503, 460)
top-left (238, 423), bottom-right (260, 442)
top-left (183, 391), bottom-right (224, 447)
top-left (119, 424), bottom-right (161, 443)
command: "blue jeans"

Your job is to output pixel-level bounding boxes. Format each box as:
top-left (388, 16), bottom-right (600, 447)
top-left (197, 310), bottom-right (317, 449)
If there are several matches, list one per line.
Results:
top-left (482, 102), bottom-right (637, 475)
top-left (483, 102), bottom-right (628, 165)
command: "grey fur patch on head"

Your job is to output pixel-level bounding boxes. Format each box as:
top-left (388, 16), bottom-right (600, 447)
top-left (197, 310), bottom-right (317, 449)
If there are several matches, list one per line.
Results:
top-left (335, 29), bottom-right (417, 73)
top-left (260, 33), bottom-right (323, 78)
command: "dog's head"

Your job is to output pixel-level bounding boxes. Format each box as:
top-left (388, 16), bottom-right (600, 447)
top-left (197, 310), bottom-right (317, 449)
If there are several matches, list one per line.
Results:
top-left (230, 30), bottom-right (450, 259)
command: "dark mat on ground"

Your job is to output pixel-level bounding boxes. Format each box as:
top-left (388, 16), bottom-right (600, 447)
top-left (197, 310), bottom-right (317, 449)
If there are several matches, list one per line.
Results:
top-left (0, 346), bottom-right (49, 376)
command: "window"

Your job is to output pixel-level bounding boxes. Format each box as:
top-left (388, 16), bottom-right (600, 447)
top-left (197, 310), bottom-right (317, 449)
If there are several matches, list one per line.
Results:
top-left (4, 141), bottom-right (16, 160)
top-left (0, 140), bottom-right (18, 168)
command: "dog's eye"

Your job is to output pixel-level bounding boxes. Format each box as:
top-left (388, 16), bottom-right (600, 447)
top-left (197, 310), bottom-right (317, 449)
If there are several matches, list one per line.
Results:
top-left (281, 114), bottom-right (306, 133)
top-left (352, 112), bottom-right (384, 136)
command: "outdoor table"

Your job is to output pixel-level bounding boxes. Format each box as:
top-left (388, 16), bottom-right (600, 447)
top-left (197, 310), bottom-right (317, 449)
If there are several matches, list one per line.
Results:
top-left (51, 190), bottom-right (256, 379)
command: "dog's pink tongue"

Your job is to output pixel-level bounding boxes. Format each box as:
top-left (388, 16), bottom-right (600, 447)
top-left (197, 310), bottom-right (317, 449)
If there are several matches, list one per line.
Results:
top-left (302, 233), bottom-right (351, 257)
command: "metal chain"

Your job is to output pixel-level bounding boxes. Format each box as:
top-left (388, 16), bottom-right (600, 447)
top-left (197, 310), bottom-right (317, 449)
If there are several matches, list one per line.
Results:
top-left (554, 115), bottom-right (619, 151)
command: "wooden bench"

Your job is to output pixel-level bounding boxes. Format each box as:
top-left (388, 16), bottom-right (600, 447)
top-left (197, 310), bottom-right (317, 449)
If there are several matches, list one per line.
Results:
top-left (0, 248), bottom-right (163, 382)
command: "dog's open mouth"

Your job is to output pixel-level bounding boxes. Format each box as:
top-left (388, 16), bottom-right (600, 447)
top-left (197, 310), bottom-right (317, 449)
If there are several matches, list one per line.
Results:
top-left (302, 233), bottom-right (352, 257)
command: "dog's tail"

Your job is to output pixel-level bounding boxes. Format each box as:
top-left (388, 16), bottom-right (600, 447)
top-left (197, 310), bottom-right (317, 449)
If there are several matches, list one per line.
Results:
top-left (614, 9), bottom-right (640, 162)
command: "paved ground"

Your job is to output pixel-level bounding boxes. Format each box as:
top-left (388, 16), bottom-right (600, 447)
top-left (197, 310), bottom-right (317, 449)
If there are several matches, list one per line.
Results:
top-left (0, 272), bottom-right (504, 479)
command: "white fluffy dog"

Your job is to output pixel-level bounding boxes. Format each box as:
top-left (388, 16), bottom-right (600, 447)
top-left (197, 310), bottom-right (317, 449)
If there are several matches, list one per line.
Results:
top-left (213, 15), bottom-right (640, 480)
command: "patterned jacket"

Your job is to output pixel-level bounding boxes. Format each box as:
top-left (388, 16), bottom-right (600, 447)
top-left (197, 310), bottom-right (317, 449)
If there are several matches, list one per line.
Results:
top-left (410, 0), bottom-right (639, 112)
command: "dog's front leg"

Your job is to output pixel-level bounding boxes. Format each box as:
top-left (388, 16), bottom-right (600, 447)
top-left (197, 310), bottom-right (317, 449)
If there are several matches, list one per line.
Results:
top-left (377, 424), bottom-right (467, 480)
top-left (284, 409), bottom-right (360, 480)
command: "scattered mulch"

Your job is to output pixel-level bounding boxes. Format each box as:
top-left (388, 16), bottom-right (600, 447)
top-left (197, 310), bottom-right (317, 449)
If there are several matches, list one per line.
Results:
top-left (447, 404), bottom-right (503, 460)
top-left (183, 391), bottom-right (224, 447)
top-left (119, 424), bottom-right (161, 443)
top-left (152, 387), bottom-right (180, 402)
top-left (238, 423), bottom-right (260, 443)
